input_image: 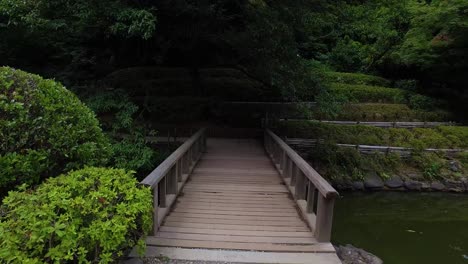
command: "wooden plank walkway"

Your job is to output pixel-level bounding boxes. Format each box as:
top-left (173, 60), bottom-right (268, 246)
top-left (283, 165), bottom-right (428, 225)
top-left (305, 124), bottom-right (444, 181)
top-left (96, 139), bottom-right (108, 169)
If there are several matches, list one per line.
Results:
top-left (144, 138), bottom-right (341, 263)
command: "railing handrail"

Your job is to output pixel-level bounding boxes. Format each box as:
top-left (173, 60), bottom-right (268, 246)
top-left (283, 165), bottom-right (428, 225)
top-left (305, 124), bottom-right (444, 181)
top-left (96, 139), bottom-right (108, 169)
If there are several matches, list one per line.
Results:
top-left (141, 128), bottom-right (206, 188)
top-left (266, 129), bottom-right (338, 199)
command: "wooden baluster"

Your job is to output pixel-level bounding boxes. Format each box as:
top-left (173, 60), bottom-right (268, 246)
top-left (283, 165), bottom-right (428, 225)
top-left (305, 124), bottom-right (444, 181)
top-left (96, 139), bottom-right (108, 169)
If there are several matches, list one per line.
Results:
top-left (151, 186), bottom-right (159, 235)
top-left (167, 166), bottom-right (177, 195)
top-left (182, 154), bottom-right (188, 174)
top-left (188, 146), bottom-right (193, 168)
top-left (283, 156), bottom-right (290, 178)
top-left (203, 133), bottom-right (207, 152)
top-left (177, 159), bottom-right (182, 182)
top-left (315, 195), bottom-right (335, 242)
top-left (306, 181), bottom-right (316, 213)
top-left (280, 151), bottom-right (286, 171)
top-left (290, 163), bottom-right (297, 186)
top-left (295, 169), bottom-right (306, 200)
top-left (159, 176), bottom-right (167, 208)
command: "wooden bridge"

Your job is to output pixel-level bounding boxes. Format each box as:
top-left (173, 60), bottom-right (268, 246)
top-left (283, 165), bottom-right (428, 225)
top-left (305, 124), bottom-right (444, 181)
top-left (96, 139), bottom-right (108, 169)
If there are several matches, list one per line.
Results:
top-left (136, 128), bottom-right (341, 263)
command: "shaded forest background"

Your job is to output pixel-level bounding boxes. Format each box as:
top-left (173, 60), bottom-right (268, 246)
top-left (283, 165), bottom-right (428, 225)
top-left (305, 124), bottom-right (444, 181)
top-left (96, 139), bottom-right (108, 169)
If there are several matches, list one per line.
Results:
top-left (1, 0), bottom-right (467, 117)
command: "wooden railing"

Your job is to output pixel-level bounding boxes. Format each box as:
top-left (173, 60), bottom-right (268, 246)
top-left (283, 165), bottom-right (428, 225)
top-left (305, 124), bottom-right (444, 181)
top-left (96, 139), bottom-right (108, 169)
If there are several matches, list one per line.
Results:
top-left (140, 128), bottom-right (207, 235)
top-left (264, 129), bottom-right (338, 242)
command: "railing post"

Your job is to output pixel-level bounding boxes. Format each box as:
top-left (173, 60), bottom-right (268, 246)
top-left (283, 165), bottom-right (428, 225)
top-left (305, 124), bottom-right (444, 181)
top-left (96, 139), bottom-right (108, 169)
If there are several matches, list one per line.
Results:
top-left (183, 153), bottom-right (189, 174)
top-left (176, 159), bottom-right (182, 182)
top-left (204, 133), bottom-right (207, 152)
top-left (283, 156), bottom-right (291, 178)
top-left (290, 163), bottom-right (297, 186)
top-left (167, 166), bottom-right (177, 194)
top-left (315, 195), bottom-right (335, 242)
top-left (307, 181), bottom-right (316, 213)
top-left (159, 176), bottom-right (167, 208)
top-left (280, 151), bottom-right (286, 171)
top-left (295, 170), bottom-right (306, 200)
top-left (188, 146), bottom-right (193, 168)
top-left (151, 186), bottom-right (159, 235)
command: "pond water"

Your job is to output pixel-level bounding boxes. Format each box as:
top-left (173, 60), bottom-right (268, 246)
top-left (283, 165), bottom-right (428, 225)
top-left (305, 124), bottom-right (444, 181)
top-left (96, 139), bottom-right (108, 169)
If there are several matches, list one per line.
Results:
top-left (332, 192), bottom-right (468, 264)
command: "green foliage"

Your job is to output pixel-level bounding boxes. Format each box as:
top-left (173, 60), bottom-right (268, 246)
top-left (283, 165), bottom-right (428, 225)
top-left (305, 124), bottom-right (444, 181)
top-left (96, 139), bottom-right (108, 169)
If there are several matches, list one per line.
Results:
top-left (389, 0), bottom-right (468, 110)
top-left (85, 90), bottom-right (139, 131)
top-left (329, 83), bottom-right (408, 104)
top-left (0, 167), bottom-right (152, 263)
top-left (314, 91), bottom-right (349, 120)
top-left (324, 103), bottom-right (451, 122)
top-left (84, 90), bottom-right (157, 175)
top-left (309, 142), bottom-right (401, 182)
top-left (230, 2), bottom-right (321, 101)
top-left (308, 0), bottom-right (410, 72)
top-left (110, 135), bottom-right (156, 178)
top-left (328, 37), bottom-right (368, 72)
top-left (0, 67), bottom-right (111, 191)
top-left (277, 121), bottom-right (468, 149)
top-left (323, 72), bottom-right (392, 87)
top-left (394, 79), bottom-right (419, 91)
top-left (412, 152), bottom-right (445, 179)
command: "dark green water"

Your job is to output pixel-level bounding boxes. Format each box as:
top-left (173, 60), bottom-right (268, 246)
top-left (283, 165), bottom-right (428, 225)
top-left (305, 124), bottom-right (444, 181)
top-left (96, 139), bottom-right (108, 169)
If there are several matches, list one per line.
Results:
top-left (332, 192), bottom-right (468, 264)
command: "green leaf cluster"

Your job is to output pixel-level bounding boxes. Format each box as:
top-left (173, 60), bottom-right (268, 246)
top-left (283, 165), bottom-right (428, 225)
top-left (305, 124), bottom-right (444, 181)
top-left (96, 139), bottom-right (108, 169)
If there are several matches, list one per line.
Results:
top-left (84, 89), bottom-right (158, 176)
top-left (277, 120), bottom-right (468, 149)
top-left (0, 167), bottom-right (152, 263)
top-left (323, 72), bottom-right (392, 87)
top-left (0, 67), bottom-right (111, 192)
top-left (318, 103), bottom-right (451, 122)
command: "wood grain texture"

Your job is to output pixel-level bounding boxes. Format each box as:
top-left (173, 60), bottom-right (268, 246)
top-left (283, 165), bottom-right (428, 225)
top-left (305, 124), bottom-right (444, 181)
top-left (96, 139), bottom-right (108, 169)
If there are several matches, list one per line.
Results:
top-left (147, 139), bottom-right (335, 260)
top-left (150, 138), bottom-right (336, 257)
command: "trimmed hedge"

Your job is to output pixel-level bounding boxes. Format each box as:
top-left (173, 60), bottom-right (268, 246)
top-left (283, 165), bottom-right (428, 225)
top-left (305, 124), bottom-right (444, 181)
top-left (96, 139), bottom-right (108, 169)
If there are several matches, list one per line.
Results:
top-left (277, 120), bottom-right (468, 149)
top-left (321, 103), bottom-right (451, 122)
top-left (329, 83), bottom-right (408, 103)
top-left (0, 167), bottom-right (152, 263)
top-left (323, 71), bottom-right (392, 87)
top-left (0, 67), bottom-right (111, 191)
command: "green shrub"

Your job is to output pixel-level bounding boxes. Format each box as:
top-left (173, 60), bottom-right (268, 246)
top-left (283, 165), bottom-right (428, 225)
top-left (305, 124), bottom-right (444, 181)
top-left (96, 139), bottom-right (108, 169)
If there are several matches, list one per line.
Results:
top-left (323, 72), bottom-right (392, 87)
top-left (329, 83), bottom-right (409, 104)
top-left (276, 120), bottom-right (468, 149)
top-left (320, 103), bottom-right (451, 122)
top-left (394, 79), bottom-right (419, 91)
top-left (0, 167), bottom-right (152, 263)
top-left (85, 90), bottom-right (158, 176)
top-left (0, 67), bottom-right (111, 191)
top-left (309, 142), bottom-right (401, 182)
top-left (408, 94), bottom-right (439, 110)
top-left (85, 90), bottom-right (139, 131)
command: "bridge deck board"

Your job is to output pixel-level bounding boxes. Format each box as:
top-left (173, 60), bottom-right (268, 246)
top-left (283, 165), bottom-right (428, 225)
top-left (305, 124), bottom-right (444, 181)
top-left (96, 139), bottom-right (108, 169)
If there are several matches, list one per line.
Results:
top-left (151, 138), bottom-right (337, 256)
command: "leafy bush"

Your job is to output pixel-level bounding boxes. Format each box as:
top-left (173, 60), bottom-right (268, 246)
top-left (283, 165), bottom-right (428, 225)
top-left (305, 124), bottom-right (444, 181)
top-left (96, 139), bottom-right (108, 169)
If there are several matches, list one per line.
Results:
top-left (323, 72), bottom-right (391, 87)
top-left (110, 135), bottom-right (156, 178)
top-left (327, 37), bottom-right (368, 72)
top-left (276, 120), bottom-right (468, 149)
top-left (408, 94), bottom-right (437, 110)
top-left (0, 167), bottom-right (152, 263)
top-left (319, 103), bottom-right (451, 122)
top-left (394, 79), bottom-right (419, 91)
top-left (0, 67), bottom-right (111, 191)
top-left (85, 90), bottom-right (139, 131)
top-left (309, 142), bottom-right (401, 182)
top-left (314, 91), bottom-right (349, 120)
top-left (329, 82), bottom-right (408, 104)
top-left (85, 90), bottom-right (158, 175)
